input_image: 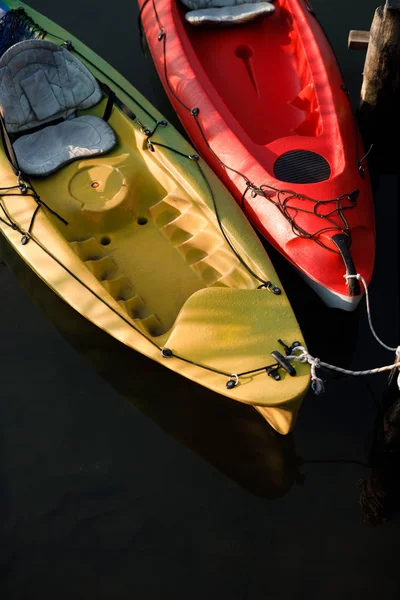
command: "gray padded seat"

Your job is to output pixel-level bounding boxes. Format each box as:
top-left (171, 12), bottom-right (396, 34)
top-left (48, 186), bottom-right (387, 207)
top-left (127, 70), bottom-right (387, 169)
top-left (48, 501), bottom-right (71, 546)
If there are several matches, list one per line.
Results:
top-left (0, 39), bottom-right (116, 176)
top-left (180, 0), bottom-right (275, 26)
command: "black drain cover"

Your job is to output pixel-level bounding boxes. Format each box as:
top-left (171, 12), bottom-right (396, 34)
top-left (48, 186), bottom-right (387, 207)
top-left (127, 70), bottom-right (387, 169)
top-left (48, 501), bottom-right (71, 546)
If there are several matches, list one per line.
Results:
top-left (274, 150), bottom-right (330, 184)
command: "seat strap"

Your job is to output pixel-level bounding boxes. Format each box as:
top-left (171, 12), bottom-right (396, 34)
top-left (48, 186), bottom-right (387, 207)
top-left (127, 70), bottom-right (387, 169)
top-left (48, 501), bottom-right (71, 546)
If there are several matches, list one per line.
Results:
top-left (11, 117), bottom-right (65, 141)
top-left (0, 110), bottom-right (23, 178)
top-left (97, 80), bottom-right (138, 122)
top-left (98, 81), bottom-right (116, 122)
top-left (0, 79), bottom-right (137, 178)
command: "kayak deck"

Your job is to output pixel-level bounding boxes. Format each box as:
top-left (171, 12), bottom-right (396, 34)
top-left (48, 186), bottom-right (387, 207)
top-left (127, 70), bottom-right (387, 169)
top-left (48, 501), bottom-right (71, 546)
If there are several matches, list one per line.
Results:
top-left (140, 0), bottom-right (375, 308)
top-left (182, 3), bottom-right (322, 145)
top-left (36, 102), bottom-right (259, 340)
top-left (0, 0), bottom-right (310, 434)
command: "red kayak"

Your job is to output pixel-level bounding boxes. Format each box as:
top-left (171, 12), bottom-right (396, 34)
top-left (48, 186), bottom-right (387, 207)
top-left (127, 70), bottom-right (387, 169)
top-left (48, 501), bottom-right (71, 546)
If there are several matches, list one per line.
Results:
top-left (138, 0), bottom-right (375, 310)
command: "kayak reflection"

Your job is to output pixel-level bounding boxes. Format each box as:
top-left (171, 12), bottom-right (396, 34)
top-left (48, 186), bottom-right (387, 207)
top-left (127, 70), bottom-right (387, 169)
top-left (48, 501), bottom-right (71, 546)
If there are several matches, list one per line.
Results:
top-left (0, 233), bottom-right (300, 500)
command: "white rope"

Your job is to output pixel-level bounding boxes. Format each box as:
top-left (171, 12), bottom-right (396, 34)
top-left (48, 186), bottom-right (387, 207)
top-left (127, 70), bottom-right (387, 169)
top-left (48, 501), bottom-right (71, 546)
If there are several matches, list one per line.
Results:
top-left (288, 346), bottom-right (400, 396)
top-left (345, 273), bottom-right (397, 352)
top-left (287, 272), bottom-right (400, 394)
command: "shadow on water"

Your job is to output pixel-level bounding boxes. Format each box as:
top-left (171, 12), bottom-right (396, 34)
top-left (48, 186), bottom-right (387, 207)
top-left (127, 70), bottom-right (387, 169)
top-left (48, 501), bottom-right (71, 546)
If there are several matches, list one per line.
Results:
top-left (0, 276), bottom-right (11, 581)
top-left (259, 240), bottom-right (362, 367)
top-left (0, 232), bottom-right (302, 502)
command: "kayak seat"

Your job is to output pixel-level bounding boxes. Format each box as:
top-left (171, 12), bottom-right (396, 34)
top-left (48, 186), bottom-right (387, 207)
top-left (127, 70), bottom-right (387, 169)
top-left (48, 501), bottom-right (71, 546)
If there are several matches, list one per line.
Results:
top-left (0, 39), bottom-right (116, 176)
top-left (180, 0), bottom-right (275, 27)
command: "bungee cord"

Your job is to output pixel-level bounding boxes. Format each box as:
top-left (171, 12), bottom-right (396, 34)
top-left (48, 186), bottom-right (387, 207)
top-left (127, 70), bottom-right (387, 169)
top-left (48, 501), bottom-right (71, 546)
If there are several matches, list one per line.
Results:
top-left (0, 8), bottom-right (398, 397)
top-left (0, 7), bottom-right (290, 385)
top-left (140, 0), bottom-right (361, 257)
top-left (135, 0), bottom-right (400, 394)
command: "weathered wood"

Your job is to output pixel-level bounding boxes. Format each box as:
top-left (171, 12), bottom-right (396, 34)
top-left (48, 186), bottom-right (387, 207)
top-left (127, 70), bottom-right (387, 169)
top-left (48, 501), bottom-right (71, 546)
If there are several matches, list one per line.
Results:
top-left (348, 30), bottom-right (370, 50)
top-left (359, 373), bottom-right (400, 526)
top-left (361, 5), bottom-right (400, 109)
top-left (358, 2), bottom-right (400, 168)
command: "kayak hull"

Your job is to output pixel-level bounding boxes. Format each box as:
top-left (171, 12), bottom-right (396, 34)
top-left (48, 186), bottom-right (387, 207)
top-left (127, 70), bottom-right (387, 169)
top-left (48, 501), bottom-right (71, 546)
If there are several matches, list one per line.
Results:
top-left (0, 0), bottom-right (310, 434)
top-left (138, 0), bottom-right (375, 309)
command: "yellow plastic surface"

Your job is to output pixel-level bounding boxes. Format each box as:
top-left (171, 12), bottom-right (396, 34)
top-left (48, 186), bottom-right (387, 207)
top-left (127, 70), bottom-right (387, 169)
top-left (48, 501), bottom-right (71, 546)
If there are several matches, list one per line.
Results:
top-left (0, 0), bottom-right (310, 433)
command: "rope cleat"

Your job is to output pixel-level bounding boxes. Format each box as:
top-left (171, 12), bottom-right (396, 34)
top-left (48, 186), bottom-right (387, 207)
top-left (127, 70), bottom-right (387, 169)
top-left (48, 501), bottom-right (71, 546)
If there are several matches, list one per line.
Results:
top-left (270, 351), bottom-right (297, 377)
top-left (278, 339), bottom-right (302, 356)
top-left (265, 364), bottom-right (281, 381)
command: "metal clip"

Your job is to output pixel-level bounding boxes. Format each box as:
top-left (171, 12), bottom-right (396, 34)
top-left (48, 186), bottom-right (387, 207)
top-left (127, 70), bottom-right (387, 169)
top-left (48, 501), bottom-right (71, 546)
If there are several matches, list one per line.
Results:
top-left (62, 40), bottom-right (73, 51)
top-left (257, 281), bottom-right (281, 295)
top-left (17, 174), bottom-right (28, 195)
top-left (266, 365), bottom-right (281, 381)
top-left (250, 186), bottom-right (265, 198)
top-left (226, 374), bottom-right (239, 389)
top-left (347, 189), bottom-right (360, 204)
top-left (134, 118), bottom-right (146, 131)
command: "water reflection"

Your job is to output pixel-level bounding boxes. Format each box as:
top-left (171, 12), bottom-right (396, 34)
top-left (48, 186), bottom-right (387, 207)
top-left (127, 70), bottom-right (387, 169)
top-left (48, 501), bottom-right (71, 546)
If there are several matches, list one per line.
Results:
top-left (0, 233), bottom-right (301, 500)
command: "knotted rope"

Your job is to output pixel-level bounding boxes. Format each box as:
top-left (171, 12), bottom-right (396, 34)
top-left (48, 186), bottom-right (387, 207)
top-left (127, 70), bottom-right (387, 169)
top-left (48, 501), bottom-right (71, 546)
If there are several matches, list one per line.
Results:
top-left (288, 345), bottom-right (400, 395)
top-left (287, 273), bottom-right (400, 394)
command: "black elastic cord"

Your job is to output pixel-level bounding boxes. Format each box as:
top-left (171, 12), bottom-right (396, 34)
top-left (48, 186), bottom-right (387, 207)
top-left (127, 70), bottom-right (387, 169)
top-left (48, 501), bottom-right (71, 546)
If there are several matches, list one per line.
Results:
top-left (0, 192), bottom-right (24, 232)
top-left (34, 195), bottom-right (68, 226)
top-left (71, 45), bottom-right (156, 123)
top-left (25, 187), bottom-right (69, 233)
top-left (148, 139), bottom-right (274, 286)
top-left (97, 80), bottom-right (139, 124)
top-left (139, 0), bottom-right (360, 254)
top-left (11, 117), bottom-right (65, 140)
top-left (31, 21), bottom-right (276, 285)
top-left (0, 111), bottom-right (21, 176)
top-left (102, 88), bottom-right (116, 122)
top-left (0, 181), bottom-right (68, 240)
top-left (0, 10), bottom-right (299, 381)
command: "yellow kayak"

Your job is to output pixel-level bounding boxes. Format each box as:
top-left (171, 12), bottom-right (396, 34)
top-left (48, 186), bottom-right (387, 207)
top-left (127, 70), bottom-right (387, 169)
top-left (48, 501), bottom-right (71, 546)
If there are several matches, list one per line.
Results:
top-left (0, 0), bottom-right (310, 434)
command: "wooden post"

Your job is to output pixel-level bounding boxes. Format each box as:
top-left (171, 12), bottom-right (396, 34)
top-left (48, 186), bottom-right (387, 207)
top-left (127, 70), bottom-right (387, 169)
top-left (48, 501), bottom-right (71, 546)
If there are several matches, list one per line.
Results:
top-left (359, 373), bottom-right (400, 526)
top-left (348, 30), bottom-right (370, 50)
top-left (358, 0), bottom-right (400, 167)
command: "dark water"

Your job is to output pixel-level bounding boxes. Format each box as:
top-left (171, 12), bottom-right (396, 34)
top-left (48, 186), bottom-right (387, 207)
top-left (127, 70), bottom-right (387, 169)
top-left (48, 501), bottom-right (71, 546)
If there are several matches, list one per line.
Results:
top-left (1, 1), bottom-right (400, 598)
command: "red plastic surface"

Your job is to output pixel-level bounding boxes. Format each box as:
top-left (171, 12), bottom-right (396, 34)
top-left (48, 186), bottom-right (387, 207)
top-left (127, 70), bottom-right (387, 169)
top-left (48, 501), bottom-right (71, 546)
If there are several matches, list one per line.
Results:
top-left (139, 0), bottom-right (375, 300)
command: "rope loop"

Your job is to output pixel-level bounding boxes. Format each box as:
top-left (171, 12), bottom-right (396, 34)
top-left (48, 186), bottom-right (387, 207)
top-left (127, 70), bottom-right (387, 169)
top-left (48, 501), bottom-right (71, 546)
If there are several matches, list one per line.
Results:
top-left (311, 377), bottom-right (325, 395)
top-left (288, 344), bottom-right (400, 396)
top-left (289, 345), bottom-right (324, 393)
top-left (345, 273), bottom-right (397, 353)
